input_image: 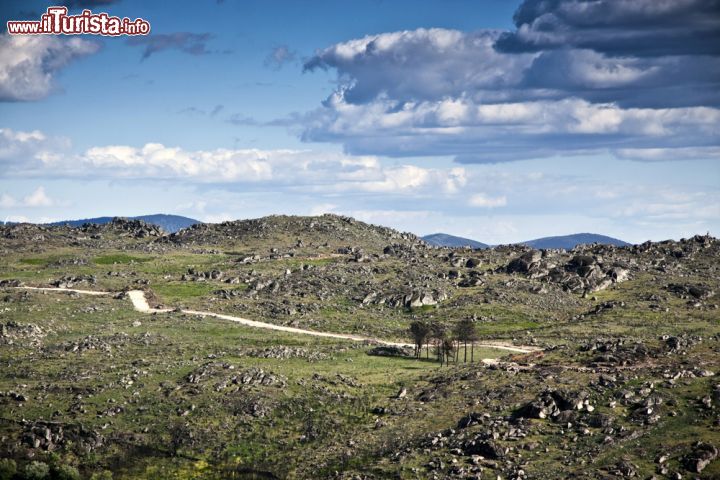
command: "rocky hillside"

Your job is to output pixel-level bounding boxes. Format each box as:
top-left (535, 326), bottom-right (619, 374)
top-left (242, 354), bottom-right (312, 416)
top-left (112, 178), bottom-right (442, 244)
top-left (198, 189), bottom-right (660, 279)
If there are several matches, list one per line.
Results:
top-left (160, 214), bottom-right (423, 253)
top-left (0, 218), bottom-right (165, 255)
top-left (0, 216), bottom-right (718, 479)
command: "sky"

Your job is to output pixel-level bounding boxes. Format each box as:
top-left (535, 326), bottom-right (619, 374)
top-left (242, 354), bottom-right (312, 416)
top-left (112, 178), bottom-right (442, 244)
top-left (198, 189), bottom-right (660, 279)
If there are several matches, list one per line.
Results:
top-left (0, 0), bottom-right (718, 244)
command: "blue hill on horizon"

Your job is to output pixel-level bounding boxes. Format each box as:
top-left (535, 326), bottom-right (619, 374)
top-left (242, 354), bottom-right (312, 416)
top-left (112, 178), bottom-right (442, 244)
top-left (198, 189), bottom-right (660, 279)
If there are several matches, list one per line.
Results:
top-left (423, 232), bottom-right (631, 249)
top-left (422, 233), bottom-right (490, 249)
top-left (48, 214), bottom-right (200, 233)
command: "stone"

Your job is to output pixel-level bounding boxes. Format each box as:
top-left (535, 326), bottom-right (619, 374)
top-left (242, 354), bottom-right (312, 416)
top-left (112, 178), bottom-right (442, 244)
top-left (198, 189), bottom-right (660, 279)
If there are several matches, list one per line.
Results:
top-left (463, 439), bottom-right (506, 459)
top-left (683, 442), bottom-right (718, 473)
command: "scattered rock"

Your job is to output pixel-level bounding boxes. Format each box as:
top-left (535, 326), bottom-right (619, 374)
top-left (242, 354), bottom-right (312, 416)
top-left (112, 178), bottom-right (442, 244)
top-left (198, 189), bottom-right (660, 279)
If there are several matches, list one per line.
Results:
top-left (683, 442), bottom-right (718, 473)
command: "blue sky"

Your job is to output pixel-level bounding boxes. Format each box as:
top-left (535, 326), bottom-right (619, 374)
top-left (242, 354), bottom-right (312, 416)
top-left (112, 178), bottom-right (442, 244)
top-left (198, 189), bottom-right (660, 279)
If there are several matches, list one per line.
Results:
top-left (1, 0), bottom-right (718, 243)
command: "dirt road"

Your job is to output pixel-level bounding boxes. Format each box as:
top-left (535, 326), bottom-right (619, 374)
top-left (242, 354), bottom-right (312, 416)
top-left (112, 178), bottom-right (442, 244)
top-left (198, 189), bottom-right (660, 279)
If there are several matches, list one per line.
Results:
top-left (16, 286), bottom-right (539, 354)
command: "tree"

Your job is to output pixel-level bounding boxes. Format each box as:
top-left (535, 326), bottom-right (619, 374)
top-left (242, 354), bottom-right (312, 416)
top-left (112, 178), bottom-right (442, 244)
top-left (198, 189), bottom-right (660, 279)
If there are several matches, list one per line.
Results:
top-left (442, 337), bottom-right (455, 366)
top-left (430, 322), bottom-right (447, 365)
top-left (409, 321), bottom-right (431, 359)
top-left (468, 320), bottom-right (480, 363)
top-left (453, 318), bottom-right (478, 363)
top-left (468, 318), bottom-right (480, 363)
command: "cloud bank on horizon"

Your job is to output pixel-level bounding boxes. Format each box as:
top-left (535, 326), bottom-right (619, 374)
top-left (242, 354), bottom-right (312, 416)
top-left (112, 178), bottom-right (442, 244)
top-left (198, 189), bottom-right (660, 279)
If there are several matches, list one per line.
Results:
top-left (0, 0), bottom-right (718, 243)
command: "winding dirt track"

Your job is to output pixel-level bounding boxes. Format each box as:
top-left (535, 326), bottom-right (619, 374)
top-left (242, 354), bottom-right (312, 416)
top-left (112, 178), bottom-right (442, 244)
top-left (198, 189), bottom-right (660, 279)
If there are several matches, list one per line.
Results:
top-left (15, 286), bottom-right (538, 354)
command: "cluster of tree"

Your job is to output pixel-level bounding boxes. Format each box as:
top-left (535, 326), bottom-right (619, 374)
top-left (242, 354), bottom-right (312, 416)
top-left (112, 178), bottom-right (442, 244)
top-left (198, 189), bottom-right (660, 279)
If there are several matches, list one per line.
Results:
top-left (408, 318), bottom-right (480, 366)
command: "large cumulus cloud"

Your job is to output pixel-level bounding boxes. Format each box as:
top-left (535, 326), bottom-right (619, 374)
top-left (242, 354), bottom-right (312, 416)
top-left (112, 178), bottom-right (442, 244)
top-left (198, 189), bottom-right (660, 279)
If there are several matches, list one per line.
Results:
top-left (301, 1), bottom-right (720, 163)
top-left (0, 34), bottom-right (100, 102)
top-left (495, 0), bottom-right (720, 56)
top-left (304, 29), bottom-right (533, 105)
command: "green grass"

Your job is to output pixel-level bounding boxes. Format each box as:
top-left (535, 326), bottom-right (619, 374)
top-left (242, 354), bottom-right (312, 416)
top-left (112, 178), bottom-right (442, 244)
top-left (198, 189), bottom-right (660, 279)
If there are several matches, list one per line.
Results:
top-left (19, 258), bottom-right (49, 266)
top-left (17, 253), bottom-right (79, 267)
top-left (152, 282), bottom-right (221, 302)
top-left (2, 233), bottom-right (719, 479)
top-left (94, 254), bottom-right (155, 265)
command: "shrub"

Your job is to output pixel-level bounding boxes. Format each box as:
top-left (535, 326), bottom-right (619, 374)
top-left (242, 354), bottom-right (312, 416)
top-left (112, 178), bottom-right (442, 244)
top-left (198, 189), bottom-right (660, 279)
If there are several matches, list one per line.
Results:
top-left (53, 465), bottom-right (81, 480)
top-left (24, 461), bottom-right (50, 480)
top-left (90, 471), bottom-right (113, 480)
top-left (0, 458), bottom-right (17, 480)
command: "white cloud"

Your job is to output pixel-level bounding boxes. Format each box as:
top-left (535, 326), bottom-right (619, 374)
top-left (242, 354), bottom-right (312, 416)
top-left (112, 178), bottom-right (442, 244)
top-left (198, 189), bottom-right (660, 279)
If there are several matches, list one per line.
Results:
top-left (303, 94), bottom-right (719, 153)
top-left (81, 143), bottom-right (467, 194)
top-left (84, 143), bottom-right (275, 181)
top-left (2, 214), bottom-right (29, 223)
top-left (309, 203), bottom-right (338, 215)
top-left (0, 187), bottom-right (55, 208)
top-left (1, 127), bottom-right (716, 244)
top-left (0, 128), bottom-right (72, 172)
top-left (0, 193), bottom-right (15, 208)
top-left (612, 146), bottom-right (720, 162)
top-left (617, 201), bottom-right (720, 221)
top-left (305, 29), bottom-right (534, 105)
top-left (0, 34), bottom-right (100, 101)
top-left (2, 214), bottom-right (59, 224)
top-left (200, 212), bottom-right (237, 223)
top-left (614, 189), bottom-right (720, 221)
top-left (1, 128), bottom-right (468, 198)
top-left (341, 209), bottom-right (433, 227)
top-left (23, 186), bottom-right (54, 207)
top-left (334, 164), bottom-right (467, 194)
top-left (468, 193), bottom-right (507, 208)
top-left (177, 200), bottom-right (208, 214)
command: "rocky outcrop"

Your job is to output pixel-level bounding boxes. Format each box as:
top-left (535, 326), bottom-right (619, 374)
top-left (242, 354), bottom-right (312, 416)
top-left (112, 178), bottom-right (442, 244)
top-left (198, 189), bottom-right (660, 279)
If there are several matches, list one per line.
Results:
top-left (516, 389), bottom-right (595, 419)
top-left (505, 249), bottom-right (630, 293)
top-left (367, 345), bottom-right (413, 357)
top-left (0, 321), bottom-right (44, 346)
top-left (683, 442), bottom-right (718, 473)
top-left (21, 421), bottom-right (104, 453)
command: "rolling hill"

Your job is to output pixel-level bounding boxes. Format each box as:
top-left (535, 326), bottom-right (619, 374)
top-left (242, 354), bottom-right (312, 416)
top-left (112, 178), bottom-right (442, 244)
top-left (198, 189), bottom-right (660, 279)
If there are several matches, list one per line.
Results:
top-left (422, 232), bottom-right (630, 249)
top-left (49, 214), bottom-right (200, 233)
top-left (422, 233), bottom-right (489, 249)
top-left (521, 233), bottom-right (631, 249)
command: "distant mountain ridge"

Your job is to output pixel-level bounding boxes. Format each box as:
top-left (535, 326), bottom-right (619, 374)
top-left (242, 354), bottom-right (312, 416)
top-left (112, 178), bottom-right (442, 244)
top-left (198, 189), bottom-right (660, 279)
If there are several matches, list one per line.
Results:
top-left (422, 233), bottom-right (489, 249)
top-left (521, 233), bottom-right (631, 249)
top-left (49, 214), bottom-right (200, 233)
top-left (5, 214), bottom-right (630, 247)
top-left (423, 232), bottom-right (630, 249)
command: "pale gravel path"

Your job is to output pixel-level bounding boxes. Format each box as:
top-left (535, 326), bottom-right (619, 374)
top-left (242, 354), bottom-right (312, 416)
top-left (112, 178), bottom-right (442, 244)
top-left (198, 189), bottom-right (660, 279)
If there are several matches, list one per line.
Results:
top-left (15, 286), bottom-right (539, 355)
top-left (19, 286), bottom-right (111, 296)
